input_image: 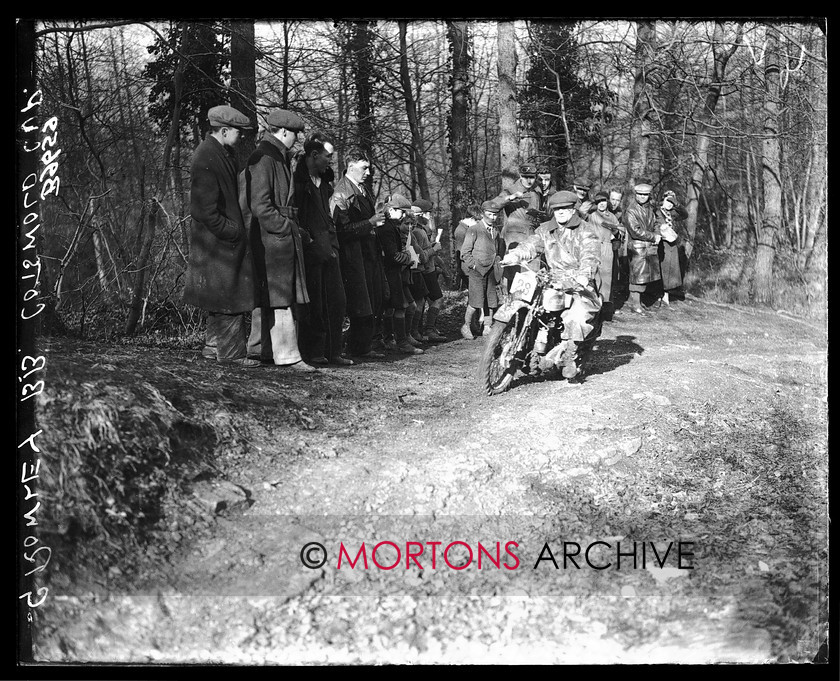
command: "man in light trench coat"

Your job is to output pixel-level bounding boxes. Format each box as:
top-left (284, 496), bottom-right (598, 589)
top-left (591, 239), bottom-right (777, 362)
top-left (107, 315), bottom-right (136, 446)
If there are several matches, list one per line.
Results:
top-left (241, 109), bottom-right (316, 371)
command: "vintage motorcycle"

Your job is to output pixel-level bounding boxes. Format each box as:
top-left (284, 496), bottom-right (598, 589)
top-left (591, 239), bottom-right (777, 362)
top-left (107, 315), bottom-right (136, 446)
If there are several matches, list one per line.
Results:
top-left (479, 265), bottom-right (602, 396)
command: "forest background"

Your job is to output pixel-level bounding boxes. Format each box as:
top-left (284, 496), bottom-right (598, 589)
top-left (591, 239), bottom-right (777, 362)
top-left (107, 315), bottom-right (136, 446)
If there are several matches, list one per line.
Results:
top-left (19, 17), bottom-right (827, 340)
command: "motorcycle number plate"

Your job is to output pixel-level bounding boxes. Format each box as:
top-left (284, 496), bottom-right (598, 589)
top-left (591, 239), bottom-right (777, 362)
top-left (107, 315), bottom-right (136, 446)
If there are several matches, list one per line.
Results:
top-left (509, 270), bottom-right (538, 302)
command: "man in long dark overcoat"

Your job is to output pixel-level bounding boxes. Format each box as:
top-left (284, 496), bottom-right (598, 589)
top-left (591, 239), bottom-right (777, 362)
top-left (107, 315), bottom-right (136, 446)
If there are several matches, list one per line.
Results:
top-left (329, 149), bottom-right (387, 359)
top-left (183, 105), bottom-right (258, 367)
top-left (241, 109), bottom-right (315, 371)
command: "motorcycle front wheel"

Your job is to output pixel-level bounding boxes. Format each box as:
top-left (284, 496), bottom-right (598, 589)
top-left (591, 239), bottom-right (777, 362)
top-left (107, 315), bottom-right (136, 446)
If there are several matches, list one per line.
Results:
top-left (479, 318), bottom-right (520, 396)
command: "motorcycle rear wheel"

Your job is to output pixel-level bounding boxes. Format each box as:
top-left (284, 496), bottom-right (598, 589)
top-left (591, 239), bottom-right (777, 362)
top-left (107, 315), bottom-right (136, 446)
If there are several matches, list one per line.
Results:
top-left (480, 318), bottom-right (520, 396)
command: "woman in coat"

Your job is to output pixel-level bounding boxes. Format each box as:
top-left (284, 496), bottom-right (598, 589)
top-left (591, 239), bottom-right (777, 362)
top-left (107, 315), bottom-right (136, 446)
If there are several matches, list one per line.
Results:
top-left (657, 190), bottom-right (688, 306)
top-left (587, 191), bottom-right (622, 316)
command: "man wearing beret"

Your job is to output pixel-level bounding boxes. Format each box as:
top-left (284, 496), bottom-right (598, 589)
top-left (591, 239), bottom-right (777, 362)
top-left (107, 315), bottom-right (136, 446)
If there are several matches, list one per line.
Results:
top-left (330, 148), bottom-right (388, 359)
top-left (622, 181), bottom-right (663, 313)
top-left (240, 108), bottom-right (316, 371)
top-left (500, 190), bottom-right (603, 378)
top-left (184, 105), bottom-right (259, 367)
top-left (460, 199), bottom-right (506, 339)
top-left (293, 131), bottom-right (353, 366)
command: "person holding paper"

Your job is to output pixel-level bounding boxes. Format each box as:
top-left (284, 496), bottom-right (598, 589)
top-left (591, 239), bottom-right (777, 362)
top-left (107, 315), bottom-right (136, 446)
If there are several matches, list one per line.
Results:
top-left (657, 189), bottom-right (688, 307)
top-left (375, 194), bottom-right (424, 355)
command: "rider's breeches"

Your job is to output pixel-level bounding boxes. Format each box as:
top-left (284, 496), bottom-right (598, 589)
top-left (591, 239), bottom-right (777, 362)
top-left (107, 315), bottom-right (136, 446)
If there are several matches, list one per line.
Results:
top-left (561, 292), bottom-right (601, 342)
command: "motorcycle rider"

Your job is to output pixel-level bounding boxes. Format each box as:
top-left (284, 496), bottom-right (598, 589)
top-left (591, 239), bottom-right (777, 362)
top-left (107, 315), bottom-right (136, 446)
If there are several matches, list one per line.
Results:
top-left (499, 190), bottom-right (602, 379)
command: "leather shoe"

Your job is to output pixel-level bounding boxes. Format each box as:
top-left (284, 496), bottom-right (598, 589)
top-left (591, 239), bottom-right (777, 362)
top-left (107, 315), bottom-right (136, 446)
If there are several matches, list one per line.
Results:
top-left (460, 324), bottom-right (474, 340)
top-left (282, 360), bottom-right (318, 372)
top-left (424, 328), bottom-right (447, 342)
top-left (309, 356), bottom-right (330, 365)
top-left (397, 340), bottom-right (424, 354)
top-left (219, 357), bottom-right (262, 368)
top-left (354, 350), bottom-right (386, 359)
top-left (330, 356), bottom-right (355, 366)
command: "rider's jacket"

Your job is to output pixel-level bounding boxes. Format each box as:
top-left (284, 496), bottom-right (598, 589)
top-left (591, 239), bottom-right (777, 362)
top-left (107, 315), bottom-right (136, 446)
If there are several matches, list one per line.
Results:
top-left (506, 213), bottom-right (601, 287)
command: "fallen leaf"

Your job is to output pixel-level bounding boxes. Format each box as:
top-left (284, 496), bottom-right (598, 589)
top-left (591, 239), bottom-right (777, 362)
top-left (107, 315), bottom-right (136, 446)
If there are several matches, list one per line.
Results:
top-left (758, 561), bottom-right (770, 572)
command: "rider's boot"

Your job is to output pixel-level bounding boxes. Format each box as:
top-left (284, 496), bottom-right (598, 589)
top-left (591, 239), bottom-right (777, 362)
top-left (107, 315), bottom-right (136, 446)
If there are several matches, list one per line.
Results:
top-left (561, 340), bottom-right (580, 379)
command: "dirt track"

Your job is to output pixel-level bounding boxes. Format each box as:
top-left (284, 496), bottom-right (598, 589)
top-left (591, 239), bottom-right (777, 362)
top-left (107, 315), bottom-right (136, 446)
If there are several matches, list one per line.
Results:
top-left (30, 293), bottom-right (828, 664)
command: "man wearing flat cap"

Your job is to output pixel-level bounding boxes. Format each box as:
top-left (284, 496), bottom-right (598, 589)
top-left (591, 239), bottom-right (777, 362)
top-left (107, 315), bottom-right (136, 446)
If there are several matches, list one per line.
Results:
top-left (240, 108), bottom-right (316, 371)
top-left (494, 164), bottom-right (543, 251)
top-left (500, 190), bottom-right (603, 378)
top-left (621, 181), bottom-right (663, 313)
top-left (184, 104), bottom-right (259, 367)
top-left (460, 198), bottom-right (506, 339)
top-left (572, 177), bottom-right (596, 218)
top-left (494, 163), bottom-right (544, 289)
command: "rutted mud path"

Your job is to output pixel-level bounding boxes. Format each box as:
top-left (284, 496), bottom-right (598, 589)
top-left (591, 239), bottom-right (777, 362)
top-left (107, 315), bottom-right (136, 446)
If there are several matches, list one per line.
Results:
top-left (32, 295), bottom-right (828, 664)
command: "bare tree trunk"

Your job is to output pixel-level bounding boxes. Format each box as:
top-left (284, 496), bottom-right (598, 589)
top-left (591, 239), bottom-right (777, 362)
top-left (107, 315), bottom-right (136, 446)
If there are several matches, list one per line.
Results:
top-left (91, 224), bottom-right (118, 306)
top-left (627, 21), bottom-right (656, 191)
top-left (754, 25), bottom-right (782, 305)
top-left (398, 22), bottom-right (430, 200)
top-left (282, 21), bottom-right (292, 107)
top-left (683, 21), bottom-right (742, 258)
top-left (230, 20), bottom-right (257, 169)
top-left (124, 201), bottom-right (158, 335)
top-left (447, 20), bottom-right (474, 283)
top-left (350, 21), bottom-right (376, 191)
top-left (800, 42), bottom-right (826, 271)
top-left (497, 20), bottom-right (518, 187)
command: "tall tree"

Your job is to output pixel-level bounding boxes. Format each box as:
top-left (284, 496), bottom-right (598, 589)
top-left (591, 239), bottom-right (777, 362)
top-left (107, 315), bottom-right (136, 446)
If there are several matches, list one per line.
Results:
top-left (349, 21), bottom-right (376, 191)
top-left (144, 21), bottom-right (228, 143)
top-left (229, 20), bottom-right (257, 169)
top-left (627, 21), bottom-right (656, 190)
top-left (682, 21), bottom-right (742, 258)
top-left (522, 21), bottom-right (612, 183)
top-left (497, 20), bottom-right (518, 188)
top-left (754, 24), bottom-right (782, 304)
top-left (398, 21), bottom-right (430, 200)
top-left (447, 20), bottom-right (474, 279)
